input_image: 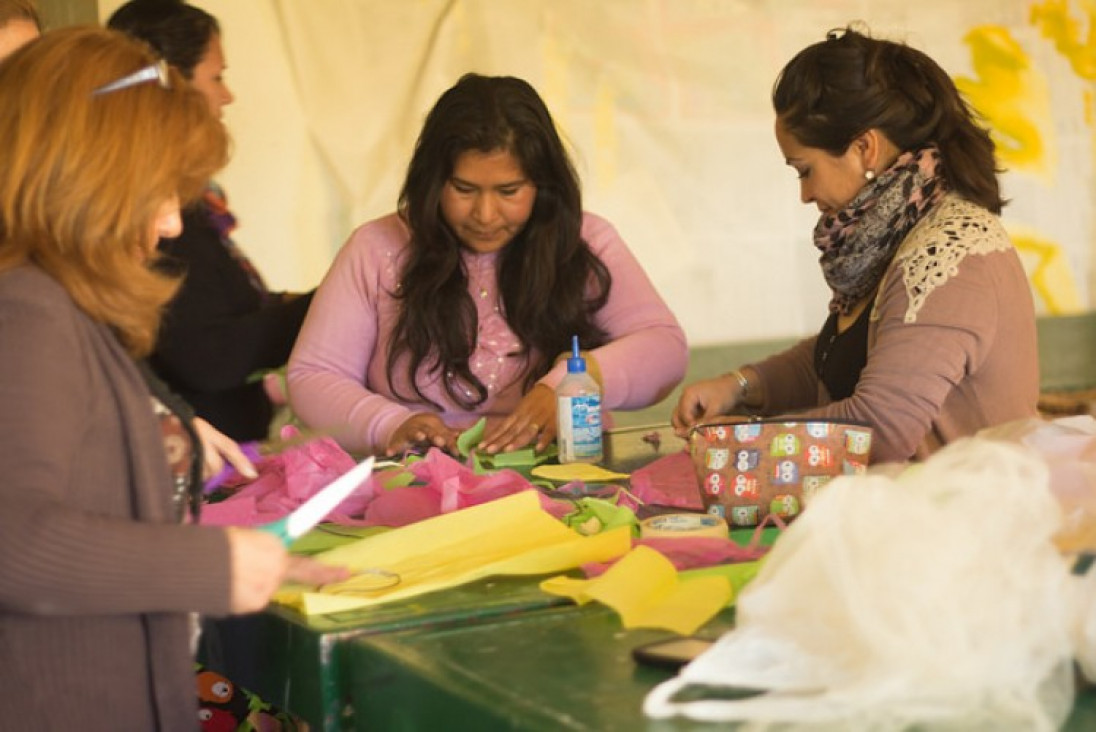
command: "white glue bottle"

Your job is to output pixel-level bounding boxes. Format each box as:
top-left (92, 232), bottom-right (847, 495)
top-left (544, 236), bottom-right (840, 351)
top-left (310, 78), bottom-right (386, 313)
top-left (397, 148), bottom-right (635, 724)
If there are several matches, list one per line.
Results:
top-left (556, 335), bottom-right (603, 464)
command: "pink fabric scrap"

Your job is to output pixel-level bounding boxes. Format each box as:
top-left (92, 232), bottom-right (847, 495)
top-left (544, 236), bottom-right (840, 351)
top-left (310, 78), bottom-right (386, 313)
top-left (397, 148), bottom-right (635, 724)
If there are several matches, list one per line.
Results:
top-left (350, 448), bottom-right (573, 527)
top-left (199, 426), bottom-right (364, 528)
top-left (581, 536), bottom-right (770, 578)
top-left (628, 449), bottom-right (704, 510)
top-left (199, 439), bottom-right (574, 530)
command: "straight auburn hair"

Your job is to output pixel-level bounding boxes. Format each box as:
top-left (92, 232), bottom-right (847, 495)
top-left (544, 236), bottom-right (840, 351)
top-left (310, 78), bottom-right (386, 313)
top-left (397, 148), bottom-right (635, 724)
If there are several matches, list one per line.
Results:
top-left (0, 26), bottom-right (229, 355)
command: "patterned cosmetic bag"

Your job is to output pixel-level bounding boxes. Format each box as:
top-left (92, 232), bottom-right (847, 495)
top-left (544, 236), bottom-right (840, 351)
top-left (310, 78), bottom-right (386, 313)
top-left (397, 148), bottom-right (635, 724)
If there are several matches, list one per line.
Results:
top-left (688, 418), bottom-right (873, 528)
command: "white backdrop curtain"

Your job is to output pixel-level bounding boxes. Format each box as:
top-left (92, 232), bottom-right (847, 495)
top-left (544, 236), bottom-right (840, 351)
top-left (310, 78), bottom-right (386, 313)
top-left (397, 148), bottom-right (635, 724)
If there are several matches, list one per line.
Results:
top-left (100, 0), bottom-right (1096, 346)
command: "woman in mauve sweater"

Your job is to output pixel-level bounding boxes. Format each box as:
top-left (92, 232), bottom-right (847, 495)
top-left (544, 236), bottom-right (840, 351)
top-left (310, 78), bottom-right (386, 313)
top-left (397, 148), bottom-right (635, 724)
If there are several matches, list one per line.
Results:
top-left (290, 73), bottom-right (687, 458)
top-left (672, 26), bottom-right (1038, 464)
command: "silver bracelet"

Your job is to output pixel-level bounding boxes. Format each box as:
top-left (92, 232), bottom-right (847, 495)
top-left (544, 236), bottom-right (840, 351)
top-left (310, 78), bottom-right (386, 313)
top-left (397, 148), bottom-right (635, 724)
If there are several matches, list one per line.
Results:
top-left (729, 369), bottom-right (750, 398)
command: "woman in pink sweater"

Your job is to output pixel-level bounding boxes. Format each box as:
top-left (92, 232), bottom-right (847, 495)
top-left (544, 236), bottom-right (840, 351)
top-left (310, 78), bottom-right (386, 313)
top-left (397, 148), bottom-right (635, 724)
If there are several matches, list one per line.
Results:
top-left (289, 74), bottom-right (687, 457)
top-left (672, 27), bottom-right (1039, 464)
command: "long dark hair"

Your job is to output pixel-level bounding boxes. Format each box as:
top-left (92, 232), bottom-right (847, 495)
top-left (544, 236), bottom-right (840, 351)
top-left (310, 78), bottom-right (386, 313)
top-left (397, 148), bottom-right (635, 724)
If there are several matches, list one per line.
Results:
top-left (772, 26), bottom-right (1003, 213)
top-left (390, 73), bottom-right (610, 410)
top-left (106, 0), bottom-right (219, 79)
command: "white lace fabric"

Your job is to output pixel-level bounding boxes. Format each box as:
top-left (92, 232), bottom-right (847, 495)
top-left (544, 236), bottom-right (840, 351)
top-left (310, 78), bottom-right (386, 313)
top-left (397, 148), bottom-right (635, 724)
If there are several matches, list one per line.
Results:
top-left (881, 195), bottom-right (1012, 324)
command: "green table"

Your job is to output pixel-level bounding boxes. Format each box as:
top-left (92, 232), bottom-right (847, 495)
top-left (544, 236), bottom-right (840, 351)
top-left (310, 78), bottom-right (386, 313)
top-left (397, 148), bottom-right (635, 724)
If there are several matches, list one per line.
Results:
top-left (346, 604), bottom-right (1096, 731)
top-left (204, 423), bottom-right (723, 727)
top-left (221, 576), bottom-right (571, 729)
top-left (218, 424), bottom-right (690, 728)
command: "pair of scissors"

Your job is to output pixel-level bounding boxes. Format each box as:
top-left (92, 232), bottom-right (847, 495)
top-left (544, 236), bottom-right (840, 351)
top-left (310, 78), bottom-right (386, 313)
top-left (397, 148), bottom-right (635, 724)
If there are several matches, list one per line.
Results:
top-left (259, 456), bottom-right (376, 546)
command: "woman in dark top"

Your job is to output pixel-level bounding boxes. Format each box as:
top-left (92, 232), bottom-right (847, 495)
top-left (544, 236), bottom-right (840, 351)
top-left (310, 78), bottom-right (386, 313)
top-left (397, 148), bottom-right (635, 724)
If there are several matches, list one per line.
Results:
top-left (109, 0), bottom-right (314, 441)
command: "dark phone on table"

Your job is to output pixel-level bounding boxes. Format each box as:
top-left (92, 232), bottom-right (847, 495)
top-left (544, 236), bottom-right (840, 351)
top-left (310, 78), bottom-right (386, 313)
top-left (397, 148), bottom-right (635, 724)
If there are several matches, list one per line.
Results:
top-left (632, 637), bottom-right (715, 670)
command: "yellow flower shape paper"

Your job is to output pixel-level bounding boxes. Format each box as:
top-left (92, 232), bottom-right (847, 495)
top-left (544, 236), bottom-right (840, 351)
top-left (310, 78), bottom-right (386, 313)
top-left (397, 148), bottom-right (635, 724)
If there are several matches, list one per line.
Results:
top-left (540, 545), bottom-right (731, 635)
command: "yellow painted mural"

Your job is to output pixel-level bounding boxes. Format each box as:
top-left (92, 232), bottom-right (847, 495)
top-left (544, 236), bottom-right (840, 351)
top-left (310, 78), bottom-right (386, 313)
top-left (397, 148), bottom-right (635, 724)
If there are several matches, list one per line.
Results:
top-left (1014, 232), bottom-right (1084, 312)
top-left (954, 5), bottom-right (1095, 314)
top-left (1030, 0), bottom-right (1096, 80)
top-left (955, 26), bottom-right (1051, 177)
top-left (1027, 0), bottom-right (1096, 313)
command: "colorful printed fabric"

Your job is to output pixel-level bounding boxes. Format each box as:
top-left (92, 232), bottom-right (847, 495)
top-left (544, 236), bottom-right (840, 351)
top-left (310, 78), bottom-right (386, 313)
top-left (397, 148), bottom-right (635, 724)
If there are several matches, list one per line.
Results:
top-left (196, 665), bottom-right (307, 732)
top-left (202, 182), bottom-right (269, 298)
top-left (814, 144), bottom-right (946, 315)
top-left (150, 394), bottom-right (195, 522)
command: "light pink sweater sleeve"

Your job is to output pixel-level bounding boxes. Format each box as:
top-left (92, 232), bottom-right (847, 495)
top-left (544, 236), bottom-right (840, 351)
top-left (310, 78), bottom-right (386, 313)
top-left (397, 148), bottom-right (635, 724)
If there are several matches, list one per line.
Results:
top-left (537, 214), bottom-right (688, 409)
top-left (288, 212), bottom-right (687, 454)
top-left (288, 215), bottom-right (415, 454)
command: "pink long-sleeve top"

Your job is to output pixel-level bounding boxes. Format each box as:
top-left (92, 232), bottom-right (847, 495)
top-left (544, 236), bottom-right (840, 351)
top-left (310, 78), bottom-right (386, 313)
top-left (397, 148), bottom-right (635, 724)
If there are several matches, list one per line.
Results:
top-left (288, 212), bottom-right (687, 454)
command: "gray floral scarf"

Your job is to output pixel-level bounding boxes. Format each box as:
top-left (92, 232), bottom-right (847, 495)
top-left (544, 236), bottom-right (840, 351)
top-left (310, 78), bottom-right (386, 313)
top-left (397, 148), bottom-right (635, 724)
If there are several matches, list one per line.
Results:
top-left (814, 145), bottom-right (946, 314)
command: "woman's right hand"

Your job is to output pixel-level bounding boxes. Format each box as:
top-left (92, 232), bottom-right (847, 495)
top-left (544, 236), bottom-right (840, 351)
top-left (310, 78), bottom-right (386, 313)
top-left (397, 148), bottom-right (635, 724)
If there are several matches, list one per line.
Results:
top-left (386, 412), bottom-right (460, 456)
top-left (670, 373), bottom-right (743, 438)
top-left (194, 417), bottom-right (258, 484)
top-left (225, 527), bottom-right (289, 614)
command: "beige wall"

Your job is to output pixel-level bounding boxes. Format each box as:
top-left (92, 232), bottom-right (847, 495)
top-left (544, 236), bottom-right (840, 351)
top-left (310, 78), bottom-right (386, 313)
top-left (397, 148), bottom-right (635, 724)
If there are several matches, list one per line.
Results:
top-left (85, 1), bottom-right (1096, 348)
top-left (38, 0), bottom-right (96, 28)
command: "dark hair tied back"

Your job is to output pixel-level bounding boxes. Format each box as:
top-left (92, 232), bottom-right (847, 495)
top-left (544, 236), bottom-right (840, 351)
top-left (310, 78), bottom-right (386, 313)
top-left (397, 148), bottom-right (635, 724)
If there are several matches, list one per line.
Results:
top-left (773, 25), bottom-right (1004, 213)
top-left (106, 0), bottom-right (219, 79)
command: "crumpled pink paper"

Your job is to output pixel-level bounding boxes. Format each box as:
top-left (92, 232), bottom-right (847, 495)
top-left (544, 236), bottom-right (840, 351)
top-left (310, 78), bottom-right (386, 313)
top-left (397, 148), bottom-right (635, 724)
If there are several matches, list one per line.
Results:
top-left (199, 435), bottom-right (573, 529)
top-left (347, 448), bottom-right (573, 526)
top-left (628, 450), bottom-right (704, 510)
top-left (581, 536), bottom-right (769, 577)
top-left (199, 426), bottom-right (360, 528)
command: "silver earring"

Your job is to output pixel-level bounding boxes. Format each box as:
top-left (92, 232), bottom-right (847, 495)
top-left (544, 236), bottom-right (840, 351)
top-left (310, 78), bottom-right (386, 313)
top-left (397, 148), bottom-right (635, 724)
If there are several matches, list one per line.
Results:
top-left (864, 169), bottom-right (876, 181)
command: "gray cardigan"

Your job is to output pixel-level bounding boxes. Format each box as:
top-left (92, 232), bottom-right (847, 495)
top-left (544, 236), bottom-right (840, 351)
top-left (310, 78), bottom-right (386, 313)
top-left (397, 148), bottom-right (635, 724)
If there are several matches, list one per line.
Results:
top-left (750, 194), bottom-right (1040, 463)
top-left (0, 264), bottom-right (233, 729)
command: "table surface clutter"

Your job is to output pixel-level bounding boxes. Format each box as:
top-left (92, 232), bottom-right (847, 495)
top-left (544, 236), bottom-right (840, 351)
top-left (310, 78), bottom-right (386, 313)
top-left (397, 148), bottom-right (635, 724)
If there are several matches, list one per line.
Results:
top-left (207, 424), bottom-right (1096, 730)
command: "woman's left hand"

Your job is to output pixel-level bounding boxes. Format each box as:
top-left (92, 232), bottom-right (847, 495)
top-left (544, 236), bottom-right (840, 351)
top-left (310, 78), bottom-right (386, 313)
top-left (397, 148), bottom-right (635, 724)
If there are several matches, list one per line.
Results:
top-left (478, 383), bottom-right (556, 454)
top-left (193, 417), bottom-right (258, 482)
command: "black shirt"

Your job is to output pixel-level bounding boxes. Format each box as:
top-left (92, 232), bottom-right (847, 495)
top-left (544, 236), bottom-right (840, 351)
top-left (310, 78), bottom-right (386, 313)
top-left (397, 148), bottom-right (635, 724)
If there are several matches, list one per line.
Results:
top-left (150, 204), bottom-right (313, 441)
top-left (813, 304), bottom-right (871, 401)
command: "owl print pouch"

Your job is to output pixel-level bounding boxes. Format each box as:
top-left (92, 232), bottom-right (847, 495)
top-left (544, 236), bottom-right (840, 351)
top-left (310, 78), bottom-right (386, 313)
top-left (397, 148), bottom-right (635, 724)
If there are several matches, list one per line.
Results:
top-left (688, 419), bottom-right (872, 528)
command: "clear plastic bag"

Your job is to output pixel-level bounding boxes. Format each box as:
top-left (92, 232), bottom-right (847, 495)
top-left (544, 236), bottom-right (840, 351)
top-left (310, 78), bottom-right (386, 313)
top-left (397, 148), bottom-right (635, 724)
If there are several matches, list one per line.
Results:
top-left (644, 437), bottom-right (1077, 730)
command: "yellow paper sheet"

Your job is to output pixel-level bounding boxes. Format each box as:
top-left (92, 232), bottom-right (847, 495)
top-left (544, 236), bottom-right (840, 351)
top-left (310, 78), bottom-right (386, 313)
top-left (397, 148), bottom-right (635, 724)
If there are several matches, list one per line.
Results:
top-left (540, 545), bottom-right (731, 635)
top-left (531, 464), bottom-right (630, 483)
top-left (275, 491), bottom-right (632, 615)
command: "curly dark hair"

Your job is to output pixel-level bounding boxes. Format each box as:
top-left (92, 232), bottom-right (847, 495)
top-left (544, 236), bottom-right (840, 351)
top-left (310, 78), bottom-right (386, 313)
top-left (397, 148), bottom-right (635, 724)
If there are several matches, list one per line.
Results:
top-left (390, 73), bottom-right (611, 410)
top-left (772, 26), bottom-right (1004, 213)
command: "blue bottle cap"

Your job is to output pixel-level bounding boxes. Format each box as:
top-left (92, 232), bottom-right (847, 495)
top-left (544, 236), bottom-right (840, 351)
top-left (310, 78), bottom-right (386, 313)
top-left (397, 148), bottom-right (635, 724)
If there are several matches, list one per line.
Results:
top-left (567, 335), bottom-right (586, 373)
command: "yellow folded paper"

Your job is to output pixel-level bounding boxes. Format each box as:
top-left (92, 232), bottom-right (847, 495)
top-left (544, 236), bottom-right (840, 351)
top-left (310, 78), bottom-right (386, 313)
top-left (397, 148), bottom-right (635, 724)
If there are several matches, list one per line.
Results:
top-left (531, 463), bottom-right (630, 483)
top-left (275, 491), bottom-right (632, 615)
top-left (540, 545), bottom-right (731, 635)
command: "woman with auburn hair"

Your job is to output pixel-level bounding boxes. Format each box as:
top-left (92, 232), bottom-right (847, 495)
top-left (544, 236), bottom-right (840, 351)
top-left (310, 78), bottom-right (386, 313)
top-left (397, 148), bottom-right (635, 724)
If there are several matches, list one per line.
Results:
top-left (0, 27), bottom-right (344, 728)
top-left (672, 26), bottom-right (1038, 463)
